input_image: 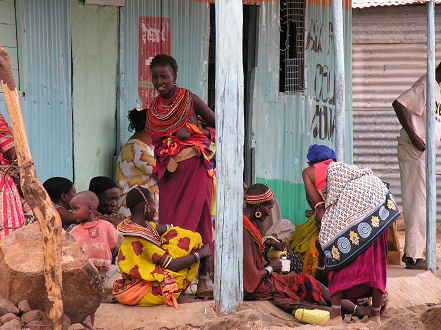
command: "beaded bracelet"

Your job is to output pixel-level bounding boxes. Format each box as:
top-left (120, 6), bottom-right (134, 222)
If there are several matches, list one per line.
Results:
top-left (314, 201), bottom-right (325, 209)
top-left (161, 253), bottom-right (170, 268)
top-left (164, 257), bottom-right (173, 269)
top-left (192, 252), bottom-right (200, 263)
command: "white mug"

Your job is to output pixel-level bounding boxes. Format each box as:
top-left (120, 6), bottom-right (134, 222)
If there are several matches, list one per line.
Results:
top-left (280, 257), bottom-right (291, 273)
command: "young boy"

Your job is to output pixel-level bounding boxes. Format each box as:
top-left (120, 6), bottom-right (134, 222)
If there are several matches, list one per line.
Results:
top-left (69, 191), bottom-right (121, 280)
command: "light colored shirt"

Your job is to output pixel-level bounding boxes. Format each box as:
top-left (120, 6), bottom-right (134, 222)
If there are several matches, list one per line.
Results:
top-left (396, 74), bottom-right (441, 148)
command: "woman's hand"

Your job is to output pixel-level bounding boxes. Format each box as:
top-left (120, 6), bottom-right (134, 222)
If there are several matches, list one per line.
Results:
top-left (266, 238), bottom-right (288, 251)
top-left (176, 126), bottom-right (191, 140)
top-left (198, 245), bottom-right (212, 259)
top-left (269, 259), bottom-right (282, 273)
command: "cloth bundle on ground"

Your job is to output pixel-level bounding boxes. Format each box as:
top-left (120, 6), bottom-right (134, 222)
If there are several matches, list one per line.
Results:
top-left (319, 162), bottom-right (400, 270)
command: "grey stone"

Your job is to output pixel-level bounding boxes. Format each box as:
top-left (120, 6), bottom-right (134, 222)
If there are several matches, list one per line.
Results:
top-left (21, 310), bottom-right (43, 324)
top-left (0, 300), bottom-right (18, 316)
top-left (0, 223), bottom-right (102, 323)
top-left (0, 319), bottom-right (20, 330)
top-left (17, 300), bottom-right (31, 313)
top-left (0, 314), bottom-right (19, 327)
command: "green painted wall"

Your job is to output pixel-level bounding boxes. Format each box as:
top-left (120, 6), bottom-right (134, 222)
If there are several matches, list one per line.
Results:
top-left (71, 1), bottom-right (119, 191)
top-left (252, 2), bottom-right (352, 225)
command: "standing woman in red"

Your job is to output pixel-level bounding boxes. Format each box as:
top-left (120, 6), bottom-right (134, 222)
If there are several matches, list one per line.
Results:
top-left (144, 54), bottom-right (215, 295)
top-left (0, 114), bottom-right (27, 239)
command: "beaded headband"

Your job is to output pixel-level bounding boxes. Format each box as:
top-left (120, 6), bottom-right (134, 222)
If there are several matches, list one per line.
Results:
top-left (245, 186), bottom-right (274, 205)
top-left (134, 186), bottom-right (151, 214)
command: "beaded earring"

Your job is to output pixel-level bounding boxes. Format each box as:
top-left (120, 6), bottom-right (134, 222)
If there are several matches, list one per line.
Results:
top-left (255, 211), bottom-right (262, 219)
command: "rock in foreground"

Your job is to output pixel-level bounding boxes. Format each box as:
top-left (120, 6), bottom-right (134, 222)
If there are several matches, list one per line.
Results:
top-left (0, 223), bottom-right (102, 323)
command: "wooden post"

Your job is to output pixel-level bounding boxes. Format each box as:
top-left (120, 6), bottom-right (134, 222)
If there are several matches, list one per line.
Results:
top-left (0, 45), bottom-right (64, 329)
top-left (214, 0), bottom-right (244, 314)
top-left (425, 1), bottom-right (437, 275)
top-left (332, 0), bottom-right (346, 162)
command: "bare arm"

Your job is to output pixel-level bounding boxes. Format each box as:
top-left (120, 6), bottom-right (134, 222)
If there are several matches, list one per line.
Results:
top-left (393, 100), bottom-right (425, 151)
top-left (302, 167), bottom-right (323, 208)
top-left (157, 244), bottom-right (212, 272)
top-left (193, 94), bottom-right (215, 126)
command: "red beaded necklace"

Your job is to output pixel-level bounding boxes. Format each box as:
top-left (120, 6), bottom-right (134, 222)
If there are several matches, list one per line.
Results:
top-left (145, 87), bottom-right (193, 137)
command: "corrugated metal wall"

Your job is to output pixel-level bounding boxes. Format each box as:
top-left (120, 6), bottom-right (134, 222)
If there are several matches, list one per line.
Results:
top-left (352, 4), bottom-right (441, 220)
top-left (0, 0), bottom-right (72, 181)
top-left (119, 0), bottom-right (209, 146)
top-left (252, 1), bottom-right (352, 224)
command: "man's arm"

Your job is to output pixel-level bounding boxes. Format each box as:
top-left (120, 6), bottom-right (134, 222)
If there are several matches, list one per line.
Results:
top-left (392, 100), bottom-right (426, 151)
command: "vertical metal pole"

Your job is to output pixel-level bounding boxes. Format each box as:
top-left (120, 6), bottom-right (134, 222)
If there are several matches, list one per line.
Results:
top-left (214, 0), bottom-right (244, 314)
top-left (332, 0), bottom-right (346, 162)
top-left (426, 1), bottom-right (436, 275)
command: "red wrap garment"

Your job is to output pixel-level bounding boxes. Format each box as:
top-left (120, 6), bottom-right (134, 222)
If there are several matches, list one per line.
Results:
top-left (243, 227), bottom-right (326, 305)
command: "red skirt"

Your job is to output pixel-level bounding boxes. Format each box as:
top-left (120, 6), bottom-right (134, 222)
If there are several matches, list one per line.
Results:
top-left (328, 229), bottom-right (389, 298)
top-left (158, 156), bottom-right (212, 244)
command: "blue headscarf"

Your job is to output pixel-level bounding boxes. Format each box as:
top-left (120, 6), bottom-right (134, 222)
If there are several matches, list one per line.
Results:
top-left (307, 144), bottom-right (336, 163)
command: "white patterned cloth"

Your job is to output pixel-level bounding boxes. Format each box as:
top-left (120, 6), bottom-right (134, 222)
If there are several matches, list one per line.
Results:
top-left (318, 162), bottom-right (399, 270)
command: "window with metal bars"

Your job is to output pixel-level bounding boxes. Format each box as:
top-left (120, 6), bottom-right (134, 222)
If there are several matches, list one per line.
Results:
top-left (279, 0), bottom-right (305, 93)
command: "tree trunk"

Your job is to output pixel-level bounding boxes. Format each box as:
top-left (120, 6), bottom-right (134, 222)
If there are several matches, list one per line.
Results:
top-left (0, 44), bottom-right (64, 329)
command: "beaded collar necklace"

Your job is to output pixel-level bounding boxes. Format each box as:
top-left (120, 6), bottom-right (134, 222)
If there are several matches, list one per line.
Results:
top-left (145, 86), bottom-right (193, 137)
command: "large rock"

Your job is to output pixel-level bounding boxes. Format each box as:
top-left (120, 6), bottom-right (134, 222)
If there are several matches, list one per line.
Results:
top-left (0, 223), bottom-right (102, 323)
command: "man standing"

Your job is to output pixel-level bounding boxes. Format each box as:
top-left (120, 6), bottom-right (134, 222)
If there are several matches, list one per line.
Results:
top-left (393, 63), bottom-right (441, 269)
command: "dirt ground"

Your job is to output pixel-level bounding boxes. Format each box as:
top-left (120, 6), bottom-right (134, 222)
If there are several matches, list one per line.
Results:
top-left (92, 220), bottom-right (441, 330)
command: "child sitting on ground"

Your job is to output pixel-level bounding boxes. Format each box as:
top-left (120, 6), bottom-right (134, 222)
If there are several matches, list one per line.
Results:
top-left (69, 191), bottom-right (122, 326)
top-left (69, 191), bottom-right (122, 280)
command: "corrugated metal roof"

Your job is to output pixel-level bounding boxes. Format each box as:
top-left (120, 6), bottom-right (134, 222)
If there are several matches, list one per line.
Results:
top-left (353, 0), bottom-right (441, 9)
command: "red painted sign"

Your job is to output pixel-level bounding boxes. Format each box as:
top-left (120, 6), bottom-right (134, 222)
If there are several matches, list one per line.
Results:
top-left (138, 16), bottom-right (172, 108)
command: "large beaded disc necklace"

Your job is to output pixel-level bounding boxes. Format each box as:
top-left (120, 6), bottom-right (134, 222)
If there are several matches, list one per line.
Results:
top-left (145, 86), bottom-right (193, 137)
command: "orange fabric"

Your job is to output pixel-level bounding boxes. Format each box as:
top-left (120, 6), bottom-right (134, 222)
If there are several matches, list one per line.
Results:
top-left (303, 238), bottom-right (319, 276)
top-left (161, 272), bottom-right (180, 309)
top-left (313, 159), bottom-right (333, 194)
top-left (113, 278), bottom-right (153, 305)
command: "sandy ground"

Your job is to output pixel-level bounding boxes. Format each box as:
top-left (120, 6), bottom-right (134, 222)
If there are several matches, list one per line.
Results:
top-left (91, 220), bottom-right (441, 330)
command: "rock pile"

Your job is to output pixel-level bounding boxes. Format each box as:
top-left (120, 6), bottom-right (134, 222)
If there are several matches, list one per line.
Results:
top-left (0, 298), bottom-right (71, 329)
top-left (0, 223), bottom-right (103, 324)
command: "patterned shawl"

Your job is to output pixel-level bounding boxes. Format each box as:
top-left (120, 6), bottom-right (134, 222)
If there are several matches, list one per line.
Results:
top-left (319, 162), bottom-right (400, 270)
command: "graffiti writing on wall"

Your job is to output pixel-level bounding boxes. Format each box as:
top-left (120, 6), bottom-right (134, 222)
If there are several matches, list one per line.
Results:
top-left (307, 18), bottom-right (336, 140)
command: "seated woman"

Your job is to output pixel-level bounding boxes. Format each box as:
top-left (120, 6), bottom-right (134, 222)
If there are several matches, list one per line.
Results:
top-left (43, 177), bottom-right (76, 230)
top-left (113, 186), bottom-right (211, 308)
top-left (243, 184), bottom-right (370, 319)
top-left (89, 176), bottom-right (124, 227)
top-left (302, 144), bottom-right (398, 325)
top-left (116, 108), bottom-right (159, 220)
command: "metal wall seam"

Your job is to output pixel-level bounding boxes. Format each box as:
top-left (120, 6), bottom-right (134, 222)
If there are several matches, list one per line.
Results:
top-left (352, 4), bottom-right (441, 221)
top-left (21, 0), bottom-right (73, 181)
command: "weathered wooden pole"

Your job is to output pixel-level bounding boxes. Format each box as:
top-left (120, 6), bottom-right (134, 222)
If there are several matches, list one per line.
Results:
top-left (332, 0), bottom-right (346, 162)
top-left (0, 44), bottom-right (64, 329)
top-left (214, 0), bottom-right (244, 314)
top-left (425, 1), bottom-right (437, 275)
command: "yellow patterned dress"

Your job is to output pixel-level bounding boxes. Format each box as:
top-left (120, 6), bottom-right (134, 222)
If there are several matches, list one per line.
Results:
top-left (116, 139), bottom-right (159, 219)
top-left (113, 219), bottom-right (202, 307)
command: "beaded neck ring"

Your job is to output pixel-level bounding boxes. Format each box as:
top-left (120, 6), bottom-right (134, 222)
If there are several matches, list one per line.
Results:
top-left (134, 186), bottom-right (151, 216)
top-left (145, 87), bottom-right (193, 136)
top-left (245, 185), bottom-right (274, 205)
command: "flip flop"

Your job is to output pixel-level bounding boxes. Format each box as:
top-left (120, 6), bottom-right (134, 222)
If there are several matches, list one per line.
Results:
top-left (195, 288), bottom-right (214, 299)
